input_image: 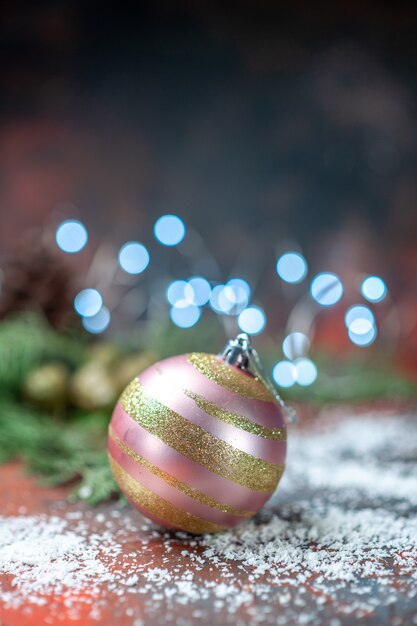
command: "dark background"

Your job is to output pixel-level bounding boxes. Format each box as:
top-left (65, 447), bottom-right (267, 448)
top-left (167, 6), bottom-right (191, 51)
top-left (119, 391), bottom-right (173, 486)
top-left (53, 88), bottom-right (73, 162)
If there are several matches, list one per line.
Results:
top-left (0, 0), bottom-right (416, 345)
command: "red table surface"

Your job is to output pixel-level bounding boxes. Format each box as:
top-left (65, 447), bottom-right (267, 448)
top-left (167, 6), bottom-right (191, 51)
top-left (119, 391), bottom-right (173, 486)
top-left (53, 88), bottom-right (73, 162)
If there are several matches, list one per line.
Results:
top-left (0, 402), bottom-right (416, 626)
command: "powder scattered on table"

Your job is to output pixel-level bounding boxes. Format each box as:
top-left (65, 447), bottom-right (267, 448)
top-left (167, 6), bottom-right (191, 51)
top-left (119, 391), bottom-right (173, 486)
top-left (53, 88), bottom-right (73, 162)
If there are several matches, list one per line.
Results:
top-left (0, 410), bottom-right (416, 625)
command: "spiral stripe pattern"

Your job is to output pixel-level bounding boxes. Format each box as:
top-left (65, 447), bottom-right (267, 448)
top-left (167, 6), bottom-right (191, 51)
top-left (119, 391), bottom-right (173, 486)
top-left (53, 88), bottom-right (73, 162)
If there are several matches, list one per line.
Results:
top-left (109, 426), bottom-right (254, 518)
top-left (108, 353), bottom-right (287, 533)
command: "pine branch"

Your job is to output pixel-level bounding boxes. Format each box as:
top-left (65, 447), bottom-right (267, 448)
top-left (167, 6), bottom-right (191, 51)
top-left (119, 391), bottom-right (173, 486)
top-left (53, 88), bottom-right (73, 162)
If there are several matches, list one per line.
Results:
top-left (0, 398), bottom-right (117, 503)
top-left (0, 313), bottom-right (86, 392)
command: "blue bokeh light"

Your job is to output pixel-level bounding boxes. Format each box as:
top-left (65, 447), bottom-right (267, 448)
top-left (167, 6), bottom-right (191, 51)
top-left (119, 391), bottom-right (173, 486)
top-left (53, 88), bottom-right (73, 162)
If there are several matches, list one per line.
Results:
top-left (82, 306), bottom-right (111, 334)
top-left (170, 302), bottom-right (201, 328)
top-left (167, 280), bottom-right (188, 305)
top-left (361, 276), bottom-right (387, 303)
top-left (294, 357), bottom-right (317, 386)
top-left (348, 325), bottom-right (377, 346)
top-left (345, 305), bottom-right (374, 326)
top-left (218, 286), bottom-right (237, 314)
top-left (276, 252), bottom-right (308, 284)
top-left (272, 360), bottom-right (297, 387)
top-left (345, 305), bottom-right (375, 335)
top-left (310, 272), bottom-right (343, 306)
top-left (282, 332), bottom-right (310, 360)
top-left (74, 289), bottom-right (103, 318)
top-left (349, 318), bottom-right (373, 334)
top-left (188, 277), bottom-right (211, 306)
top-left (56, 220), bottom-right (88, 253)
top-left (210, 285), bottom-right (231, 314)
top-left (154, 214), bottom-right (186, 246)
top-left (237, 306), bottom-right (266, 335)
top-left (227, 278), bottom-right (251, 302)
top-left (226, 278), bottom-right (250, 313)
top-left (118, 242), bottom-right (150, 274)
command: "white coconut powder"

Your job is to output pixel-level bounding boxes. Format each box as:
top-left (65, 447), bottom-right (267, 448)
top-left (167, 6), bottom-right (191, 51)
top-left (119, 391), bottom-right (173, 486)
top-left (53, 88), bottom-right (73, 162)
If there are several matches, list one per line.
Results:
top-left (0, 410), bottom-right (416, 624)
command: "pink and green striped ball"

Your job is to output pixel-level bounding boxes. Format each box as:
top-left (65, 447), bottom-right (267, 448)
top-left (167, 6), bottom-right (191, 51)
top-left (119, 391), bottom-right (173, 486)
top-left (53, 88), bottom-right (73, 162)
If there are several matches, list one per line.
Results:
top-left (108, 352), bottom-right (287, 534)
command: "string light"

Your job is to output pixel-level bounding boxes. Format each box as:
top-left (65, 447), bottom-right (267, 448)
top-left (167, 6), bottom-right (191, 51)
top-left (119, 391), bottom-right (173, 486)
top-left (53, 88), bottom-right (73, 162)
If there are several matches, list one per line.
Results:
top-left (361, 276), bottom-right (387, 303)
top-left (170, 301), bottom-right (201, 328)
top-left (350, 318), bottom-right (373, 334)
top-left (56, 220), bottom-right (88, 253)
top-left (272, 361), bottom-right (297, 387)
top-left (348, 325), bottom-right (377, 347)
top-left (187, 277), bottom-right (211, 305)
top-left (166, 280), bottom-right (188, 305)
top-left (227, 278), bottom-right (251, 302)
top-left (293, 357), bottom-right (317, 386)
top-left (346, 305), bottom-right (377, 346)
top-left (237, 306), bottom-right (266, 335)
top-left (282, 332), bottom-right (310, 360)
top-left (310, 272), bottom-right (343, 306)
top-left (345, 305), bottom-right (375, 335)
top-left (225, 278), bottom-right (250, 313)
top-left (276, 252), bottom-right (307, 284)
top-left (210, 285), bottom-right (233, 314)
top-left (82, 306), bottom-right (111, 334)
top-left (118, 242), bottom-right (150, 274)
top-left (74, 289), bottom-right (102, 318)
top-left (154, 215), bottom-right (186, 246)
top-left (219, 286), bottom-right (238, 314)
top-left (56, 214), bottom-right (390, 361)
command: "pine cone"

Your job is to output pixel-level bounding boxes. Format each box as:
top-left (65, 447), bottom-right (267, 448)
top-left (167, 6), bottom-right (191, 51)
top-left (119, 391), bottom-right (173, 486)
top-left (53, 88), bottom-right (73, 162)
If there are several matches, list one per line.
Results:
top-left (0, 230), bottom-right (77, 329)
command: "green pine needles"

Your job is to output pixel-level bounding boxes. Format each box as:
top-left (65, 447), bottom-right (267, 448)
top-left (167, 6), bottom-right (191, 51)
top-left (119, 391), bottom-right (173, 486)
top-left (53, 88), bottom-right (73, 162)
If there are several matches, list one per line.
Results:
top-left (0, 314), bottom-right (117, 504)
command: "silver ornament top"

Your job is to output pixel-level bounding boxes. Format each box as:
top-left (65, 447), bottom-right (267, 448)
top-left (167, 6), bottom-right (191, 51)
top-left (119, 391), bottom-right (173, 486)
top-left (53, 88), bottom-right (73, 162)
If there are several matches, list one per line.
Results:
top-left (221, 333), bottom-right (253, 370)
top-left (220, 333), bottom-right (297, 424)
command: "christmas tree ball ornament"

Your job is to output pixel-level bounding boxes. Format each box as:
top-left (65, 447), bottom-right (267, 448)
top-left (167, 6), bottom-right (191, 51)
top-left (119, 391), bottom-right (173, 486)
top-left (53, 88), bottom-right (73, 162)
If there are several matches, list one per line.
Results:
top-left (108, 334), bottom-right (292, 534)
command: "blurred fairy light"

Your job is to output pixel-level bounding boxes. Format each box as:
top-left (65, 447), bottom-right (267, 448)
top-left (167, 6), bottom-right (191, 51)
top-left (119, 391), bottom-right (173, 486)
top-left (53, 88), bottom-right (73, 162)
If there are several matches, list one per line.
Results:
top-left (276, 252), bottom-right (308, 284)
top-left (219, 286), bottom-right (239, 314)
top-left (345, 304), bottom-right (377, 347)
top-left (345, 305), bottom-right (375, 335)
top-left (237, 306), bottom-right (266, 335)
top-left (118, 242), bottom-right (150, 274)
top-left (273, 355), bottom-right (317, 387)
top-left (56, 220), bottom-right (88, 253)
top-left (183, 283), bottom-right (196, 304)
top-left (348, 325), bottom-right (377, 347)
top-left (170, 301), bottom-right (201, 328)
top-left (188, 277), bottom-right (211, 305)
top-left (282, 332), bottom-right (310, 360)
top-left (167, 277), bottom-right (250, 317)
top-left (167, 280), bottom-right (188, 305)
top-left (210, 285), bottom-right (232, 314)
top-left (227, 278), bottom-right (251, 302)
top-left (82, 306), bottom-right (111, 334)
top-left (293, 357), bottom-right (318, 386)
top-left (361, 276), bottom-right (387, 303)
top-left (310, 272), bottom-right (343, 306)
top-left (225, 278), bottom-right (250, 313)
top-left (55, 212), bottom-right (389, 354)
top-left (349, 318), bottom-right (373, 334)
top-left (74, 289), bottom-right (102, 317)
top-left (272, 360), bottom-right (297, 388)
top-left (154, 214), bottom-right (186, 246)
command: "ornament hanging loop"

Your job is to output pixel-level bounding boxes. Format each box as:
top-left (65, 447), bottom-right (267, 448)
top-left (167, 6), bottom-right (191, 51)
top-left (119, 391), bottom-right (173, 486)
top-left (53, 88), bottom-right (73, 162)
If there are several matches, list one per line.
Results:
top-left (221, 333), bottom-right (297, 424)
top-left (221, 333), bottom-right (253, 370)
